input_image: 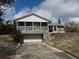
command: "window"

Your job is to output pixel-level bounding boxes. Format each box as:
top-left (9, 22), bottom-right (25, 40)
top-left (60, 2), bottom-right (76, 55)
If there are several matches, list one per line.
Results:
top-left (18, 22), bottom-right (24, 26)
top-left (26, 22), bottom-right (32, 26)
top-left (49, 26), bottom-right (53, 32)
top-left (34, 22), bottom-right (40, 26)
top-left (41, 22), bottom-right (47, 26)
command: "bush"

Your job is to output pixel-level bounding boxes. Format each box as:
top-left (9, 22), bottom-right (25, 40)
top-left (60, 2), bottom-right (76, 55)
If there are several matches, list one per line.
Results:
top-left (0, 23), bottom-right (24, 44)
top-left (12, 30), bottom-right (24, 44)
top-left (0, 24), bottom-right (15, 35)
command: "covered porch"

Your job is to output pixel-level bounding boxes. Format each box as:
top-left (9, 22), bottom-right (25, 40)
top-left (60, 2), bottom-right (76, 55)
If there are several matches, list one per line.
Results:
top-left (16, 22), bottom-right (49, 34)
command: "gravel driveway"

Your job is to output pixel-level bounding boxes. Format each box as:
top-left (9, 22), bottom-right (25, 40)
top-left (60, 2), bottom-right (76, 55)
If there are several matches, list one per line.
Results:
top-left (15, 43), bottom-right (76, 59)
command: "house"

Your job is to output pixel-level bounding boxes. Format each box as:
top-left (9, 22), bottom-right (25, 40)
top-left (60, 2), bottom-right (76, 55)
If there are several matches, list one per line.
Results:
top-left (14, 13), bottom-right (51, 42)
top-left (49, 23), bottom-right (65, 33)
top-left (14, 13), bottom-right (65, 42)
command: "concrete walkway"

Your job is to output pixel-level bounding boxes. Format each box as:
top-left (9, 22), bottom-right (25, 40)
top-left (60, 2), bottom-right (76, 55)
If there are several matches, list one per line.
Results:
top-left (15, 43), bottom-right (76, 59)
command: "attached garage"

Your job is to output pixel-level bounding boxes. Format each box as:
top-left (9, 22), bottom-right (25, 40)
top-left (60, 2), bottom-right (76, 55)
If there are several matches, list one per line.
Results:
top-left (23, 34), bottom-right (43, 42)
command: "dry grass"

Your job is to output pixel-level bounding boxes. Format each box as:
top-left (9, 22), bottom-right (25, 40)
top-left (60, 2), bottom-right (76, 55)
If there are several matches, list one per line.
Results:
top-left (0, 35), bottom-right (17, 59)
top-left (47, 33), bottom-right (79, 58)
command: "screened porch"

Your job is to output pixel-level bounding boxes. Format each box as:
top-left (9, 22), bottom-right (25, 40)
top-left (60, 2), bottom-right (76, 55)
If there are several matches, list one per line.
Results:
top-left (16, 22), bottom-right (49, 33)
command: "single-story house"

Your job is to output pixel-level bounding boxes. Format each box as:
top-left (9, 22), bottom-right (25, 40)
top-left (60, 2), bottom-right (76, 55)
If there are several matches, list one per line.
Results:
top-left (49, 23), bottom-right (65, 33)
top-left (14, 13), bottom-right (65, 42)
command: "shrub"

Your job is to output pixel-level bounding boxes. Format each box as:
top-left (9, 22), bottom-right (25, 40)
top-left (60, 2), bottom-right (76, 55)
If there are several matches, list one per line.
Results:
top-left (0, 23), bottom-right (24, 44)
top-left (12, 30), bottom-right (24, 44)
top-left (0, 24), bottom-right (15, 35)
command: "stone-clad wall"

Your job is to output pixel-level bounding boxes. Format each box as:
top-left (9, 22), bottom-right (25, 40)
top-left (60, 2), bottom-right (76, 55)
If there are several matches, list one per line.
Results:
top-left (43, 32), bottom-right (52, 42)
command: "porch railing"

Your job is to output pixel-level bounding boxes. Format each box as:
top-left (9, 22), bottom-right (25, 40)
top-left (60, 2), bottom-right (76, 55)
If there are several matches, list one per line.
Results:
top-left (17, 26), bottom-right (48, 32)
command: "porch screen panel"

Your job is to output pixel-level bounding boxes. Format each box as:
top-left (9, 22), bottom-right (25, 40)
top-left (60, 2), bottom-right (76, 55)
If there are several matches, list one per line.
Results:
top-left (41, 22), bottom-right (48, 30)
top-left (34, 22), bottom-right (40, 26)
top-left (26, 22), bottom-right (32, 30)
top-left (41, 22), bottom-right (47, 26)
top-left (18, 22), bottom-right (24, 26)
top-left (26, 22), bottom-right (32, 26)
top-left (34, 22), bottom-right (40, 31)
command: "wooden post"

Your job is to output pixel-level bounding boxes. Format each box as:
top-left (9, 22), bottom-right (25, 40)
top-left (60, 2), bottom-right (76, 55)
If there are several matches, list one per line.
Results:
top-left (53, 26), bottom-right (54, 32)
top-left (32, 22), bottom-right (34, 31)
top-left (47, 22), bottom-right (49, 32)
top-left (56, 26), bottom-right (58, 32)
top-left (40, 22), bottom-right (41, 31)
top-left (24, 22), bottom-right (26, 30)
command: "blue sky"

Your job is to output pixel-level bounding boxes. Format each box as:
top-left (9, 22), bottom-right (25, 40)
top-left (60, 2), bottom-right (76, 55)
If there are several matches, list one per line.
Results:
top-left (14, 0), bottom-right (44, 13)
top-left (11, 0), bottom-right (79, 23)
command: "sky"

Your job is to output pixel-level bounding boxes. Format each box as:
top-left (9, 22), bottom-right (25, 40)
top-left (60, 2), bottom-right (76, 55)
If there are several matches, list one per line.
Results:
top-left (14, 0), bottom-right (44, 13)
top-left (3, 0), bottom-right (79, 23)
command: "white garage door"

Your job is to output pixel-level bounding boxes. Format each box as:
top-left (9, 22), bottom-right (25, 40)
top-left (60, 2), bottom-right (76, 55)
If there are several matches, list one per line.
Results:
top-left (23, 34), bottom-right (43, 42)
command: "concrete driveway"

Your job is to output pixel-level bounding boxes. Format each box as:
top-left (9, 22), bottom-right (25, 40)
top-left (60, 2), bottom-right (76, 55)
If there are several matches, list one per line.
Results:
top-left (15, 43), bottom-right (76, 59)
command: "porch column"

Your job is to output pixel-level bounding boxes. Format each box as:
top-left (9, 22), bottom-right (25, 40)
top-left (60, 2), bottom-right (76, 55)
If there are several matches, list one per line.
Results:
top-left (32, 22), bottom-right (34, 31)
top-left (40, 22), bottom-right (41, 31)
top-left (47, 22), bottom-right (49, 32)
top-left (53, 26), bottom-right (54, 32)
top-left (56, 26), bottom-right (58, 32)
top-left (24, 22), bottom-right (26, 30)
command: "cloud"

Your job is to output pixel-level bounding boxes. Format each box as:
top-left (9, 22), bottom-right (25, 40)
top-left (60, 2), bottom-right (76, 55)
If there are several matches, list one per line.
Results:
top-left (14, 0), bottom-right (79, 22)
top-left (37, 0), bottom-right (79, 17)
top-left (69, 17), bottom-right (79, 22)
top-left (1, 6), bottom-right (15, 21)
top-left (13, 8), bottom-right (31, 19)
top-left (32, 9), bottom-right (58, 23)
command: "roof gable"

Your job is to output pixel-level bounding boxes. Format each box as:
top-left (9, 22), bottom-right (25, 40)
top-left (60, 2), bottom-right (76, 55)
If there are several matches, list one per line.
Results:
top-left (14, 13), bottom-right (51, 23)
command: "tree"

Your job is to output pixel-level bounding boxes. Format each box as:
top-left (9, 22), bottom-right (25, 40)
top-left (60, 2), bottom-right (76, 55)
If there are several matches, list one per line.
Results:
top-left (0, 17), bottom-right (4, 24)
top-left (0, 0), bottom-right (14, 33)
top-left (65, 21), bottom-right (79, 32)
top-left (5, 20), bottom-right (12, 25)
top-left (0, 0), bottom-right (14, 22)
top-left (0, 0), bottom-right (24, 44)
